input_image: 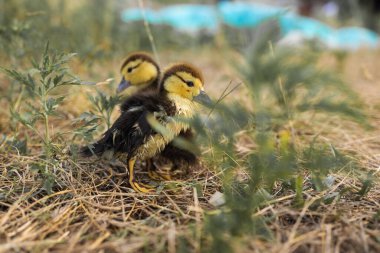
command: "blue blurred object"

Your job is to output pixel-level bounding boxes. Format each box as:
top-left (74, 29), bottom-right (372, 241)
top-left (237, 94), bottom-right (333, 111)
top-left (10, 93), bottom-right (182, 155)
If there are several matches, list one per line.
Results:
top-left (160, 5), bottom-right (218, 32)
top-left (121, 5), bottom-right (217, 32)
top-left (331, 27), bottom-right (380, 50)
top-left (121, 8), bottom-right (161, 24)
top-left (121, 2), bottom-right (379, 50)
top-left (219, 2), bottom-right (284, 27)
top-left (279, 14), bottom-right (334, 40)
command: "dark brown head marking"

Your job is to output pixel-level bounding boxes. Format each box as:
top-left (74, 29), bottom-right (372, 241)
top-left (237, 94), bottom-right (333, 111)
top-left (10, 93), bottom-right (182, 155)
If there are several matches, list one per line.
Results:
top-left (160, 63), bottom-right (204, 91)
top-left (120, 52), bottom-right (160, 73)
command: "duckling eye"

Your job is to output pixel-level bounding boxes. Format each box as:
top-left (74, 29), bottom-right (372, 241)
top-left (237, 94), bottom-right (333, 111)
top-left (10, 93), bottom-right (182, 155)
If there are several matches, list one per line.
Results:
top-left (127, 67), bottom-right (133, 73)
top-left (186, 81), bottom-right (194, 87)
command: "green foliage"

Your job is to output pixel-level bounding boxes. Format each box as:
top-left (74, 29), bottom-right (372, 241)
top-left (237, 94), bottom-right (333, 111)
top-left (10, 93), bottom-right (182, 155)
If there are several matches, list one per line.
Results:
top-left (0, 0), bottom-right (217, 66)
top-left (194, 21), bottom-right (371, 252)
top-left (0, 17), bottom-right (32, 59)
top-left (355, 172), bottom-right (374, 200)
top-left (0, 0), bottom-right (51, 60)
top-left (0, 0), bottom-right (116, 62)
top-left (198, 111), bottom-right (357, 251)
top-left (69, 89), bottom-right (120, 156)
top-left (235, 21), bottom-right (366, 124)
top-left (0, 134), bottom-right (28, 155)
top-left (302, 142), bottom-right (350, 191)
top-left (86, 90), bottom-right (120, 130)
top-left (30, 160), bottom-right (57, 194)
top-left (71, 112), bottom-right (102, 143)
top-left (1, 43), bottom-right (81, 157)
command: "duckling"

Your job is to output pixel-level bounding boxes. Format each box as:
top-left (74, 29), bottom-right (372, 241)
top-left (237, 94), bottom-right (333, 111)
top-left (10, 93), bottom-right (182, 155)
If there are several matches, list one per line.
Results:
top-left (116, 53), bottom-right (200, 180)
top-left (117, 52), bottom-right (160, 98)
top-left (117, 52), bottom-right (159, 123)
top-left (81, 63), bottom-right (211, 193)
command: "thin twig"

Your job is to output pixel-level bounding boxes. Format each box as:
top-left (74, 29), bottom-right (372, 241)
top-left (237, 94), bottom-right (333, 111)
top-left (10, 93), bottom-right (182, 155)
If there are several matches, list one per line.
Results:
top-left (138, 0), bottom-right (161, 65)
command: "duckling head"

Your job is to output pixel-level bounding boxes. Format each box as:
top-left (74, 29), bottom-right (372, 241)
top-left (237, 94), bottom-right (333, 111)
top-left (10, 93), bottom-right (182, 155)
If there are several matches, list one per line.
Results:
top-left (161, 63), bottom-right (212, 106)
top-left (117, 52), bottom-right (160, 94)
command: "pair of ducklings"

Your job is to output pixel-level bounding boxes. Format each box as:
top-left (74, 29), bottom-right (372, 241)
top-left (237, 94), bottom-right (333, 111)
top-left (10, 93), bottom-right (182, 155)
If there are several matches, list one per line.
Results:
top-left (80, 52), bottom-right (211, 193)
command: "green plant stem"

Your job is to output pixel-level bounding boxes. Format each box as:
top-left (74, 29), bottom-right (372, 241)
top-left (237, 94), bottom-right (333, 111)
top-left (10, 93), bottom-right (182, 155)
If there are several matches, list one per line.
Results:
top-left (42, 88), bottom-right (50, 157)
top-left (13, 85), bottom-right (25, 112)
top-left (268, 41), bottom-right (292, 120)
top-left (44, 113), bottom-right (49, 151)
top-left (138, 0), bottom-right (160, 65)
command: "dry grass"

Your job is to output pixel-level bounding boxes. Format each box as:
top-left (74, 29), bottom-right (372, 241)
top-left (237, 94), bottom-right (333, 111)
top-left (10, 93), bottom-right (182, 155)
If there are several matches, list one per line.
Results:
top-left (0, 153), bottom-right (216, 252)
top-left (0, 49), bottom-right (380, 253)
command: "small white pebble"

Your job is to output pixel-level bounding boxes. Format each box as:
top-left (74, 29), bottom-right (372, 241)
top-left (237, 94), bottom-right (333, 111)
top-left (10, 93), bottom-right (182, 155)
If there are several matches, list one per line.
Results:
top-left (208, 191), bottom-right (225, 207)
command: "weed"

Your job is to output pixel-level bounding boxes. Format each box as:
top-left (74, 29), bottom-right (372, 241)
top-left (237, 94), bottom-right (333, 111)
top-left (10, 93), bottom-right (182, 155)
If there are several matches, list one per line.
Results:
top-left (192, 21), bottom-right (371, 252)
top-left (86, 90), bottom-right (120, 130)
top-left (1, 42), bottom-right (81, 157)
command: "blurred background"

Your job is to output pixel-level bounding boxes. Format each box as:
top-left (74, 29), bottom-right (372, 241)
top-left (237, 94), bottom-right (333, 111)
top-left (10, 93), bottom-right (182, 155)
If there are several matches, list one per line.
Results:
top-left (1, 0), bottom-right (380, 136)
top-left (1, 0), bottom-right (379, 61)
top-left (1, 0), bottom-right (379, 99)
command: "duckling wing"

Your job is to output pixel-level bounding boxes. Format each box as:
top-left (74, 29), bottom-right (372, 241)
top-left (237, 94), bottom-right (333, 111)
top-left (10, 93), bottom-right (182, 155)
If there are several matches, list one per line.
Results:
top-left (79, 106), bottom-right (145, 157)
top-left (81, 97), bottom-right (173, 159)
top-left (120, 90), bottom-right (158, 113)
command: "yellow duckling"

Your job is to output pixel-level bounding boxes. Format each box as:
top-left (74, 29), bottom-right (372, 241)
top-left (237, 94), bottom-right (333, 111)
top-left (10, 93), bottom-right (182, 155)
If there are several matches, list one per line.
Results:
top-left (116, 52), bottom-right (160, 98)
top-left (80, 63), bottom-right (211, 193)
top-left (116, 53), bottom-right (206, 181)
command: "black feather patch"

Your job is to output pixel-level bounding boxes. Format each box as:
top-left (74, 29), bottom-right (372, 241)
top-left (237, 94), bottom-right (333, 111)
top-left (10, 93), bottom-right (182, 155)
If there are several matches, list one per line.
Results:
top-left (161, 135), bottom-right (197, 165)
top-left (80, 91), bottom-right (176, 160)
top-left (120, 91), bottom-right (198, 166)
top-left (121, 90), bottom-right (198, 165)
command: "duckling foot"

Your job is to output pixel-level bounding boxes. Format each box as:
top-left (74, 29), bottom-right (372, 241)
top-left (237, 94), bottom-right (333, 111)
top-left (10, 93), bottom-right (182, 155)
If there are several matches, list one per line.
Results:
top-left (148, 169), bottom-right (162, 181)
top-left (129, 180), bottom-right (155, 193)
top-left (148, 170), bottom-right (172, 181)
top-left (146, 159), bottom-right (172, 181)
top-left (128, 158), bottom-right (155, 193)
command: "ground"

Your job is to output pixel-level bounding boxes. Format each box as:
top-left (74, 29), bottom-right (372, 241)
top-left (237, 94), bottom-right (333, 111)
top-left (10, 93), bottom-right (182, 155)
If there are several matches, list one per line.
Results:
top-left (0, 48), bottom-right (379, 253)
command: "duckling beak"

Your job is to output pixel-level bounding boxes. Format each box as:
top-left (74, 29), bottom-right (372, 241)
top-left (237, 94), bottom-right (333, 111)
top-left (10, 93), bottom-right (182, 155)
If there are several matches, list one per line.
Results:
top-left (193, 90), bottom-right (213, 107)
top-left (116, 78), bottom-right (131, 93)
